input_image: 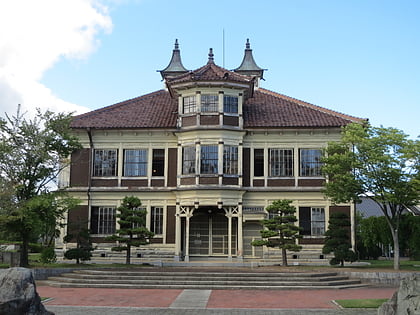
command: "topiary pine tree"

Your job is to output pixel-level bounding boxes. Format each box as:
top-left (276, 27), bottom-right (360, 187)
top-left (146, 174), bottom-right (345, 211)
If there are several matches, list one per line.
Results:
top-left (323, 212), bottom-right (357, 266)
top-left (251, 199), bottom-right (302, 266)
top-left (106, 196), bottom-right (154, 264)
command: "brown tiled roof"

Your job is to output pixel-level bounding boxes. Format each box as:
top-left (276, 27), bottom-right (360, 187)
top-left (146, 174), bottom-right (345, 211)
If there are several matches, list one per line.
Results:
top-left (71, 90), bottom-right (177, 129)
top-left (71, 87), bottom-right (364, 130)
top-left (167, 62), bottom-right (253, 86)
top-left (244, 88), bottom-right (364, 128)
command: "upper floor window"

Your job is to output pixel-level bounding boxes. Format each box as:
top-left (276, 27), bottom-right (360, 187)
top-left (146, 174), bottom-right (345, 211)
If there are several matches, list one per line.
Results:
top-left (152, 149), bottom-right (165, 176)
top-left (223, 95), bottom-right (238, 113)
top-left (93, 149), bottom-right (117, 177)
top-left (254, 149), bottom-right (264, 176)
top-left (200, 145), bottom-right (218, 174)
top-left (182, 146), bottom-right (196, 175)
top-left (269, 148), bottom-right (293, 177)
top-left (150, 206), bottom-right (164, 235)
top-left (300, 149), bottom-right (322, 176)
top-left (223, 146), bottom-right (238, 175)
top-left (91, 206), bottom-right (116, 234)
top-left (201, 94), bottom-right (218, 112)
top-left (183, 95), bottom-right (196, 114)
top-left (124, 149), bottom-right (148, 176)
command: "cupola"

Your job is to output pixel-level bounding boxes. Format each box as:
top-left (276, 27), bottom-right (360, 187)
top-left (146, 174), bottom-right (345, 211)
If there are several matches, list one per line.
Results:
top-left (159, 39), bottom-right (189, 80)
top-left (234, 39), bottom-right (265, 84)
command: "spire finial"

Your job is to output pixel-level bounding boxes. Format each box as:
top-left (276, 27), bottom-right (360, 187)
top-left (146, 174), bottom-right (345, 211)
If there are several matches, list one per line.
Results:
top-left (174, 39), bottom-right (179, 50)
top-left (246, 38), bottom-right (250, 49)
top-left (208, 48), bottom-right (214, 63)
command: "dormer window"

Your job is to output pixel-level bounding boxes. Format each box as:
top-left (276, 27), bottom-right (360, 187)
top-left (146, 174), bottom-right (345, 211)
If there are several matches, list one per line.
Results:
top-left (223, 95), bottom-right (238, 113)
top-left (183, 96), bottom-right (196, 114)
top-left (201, 94), bottom-right (218, 112)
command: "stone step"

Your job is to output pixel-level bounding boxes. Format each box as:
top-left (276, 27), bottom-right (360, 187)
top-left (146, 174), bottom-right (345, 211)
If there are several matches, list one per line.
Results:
top-left (46, 269), bottom-right (367, 290)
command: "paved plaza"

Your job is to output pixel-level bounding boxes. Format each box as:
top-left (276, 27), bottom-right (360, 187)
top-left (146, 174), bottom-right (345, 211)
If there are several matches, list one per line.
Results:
top-left (38, 285), bottom-right (395, 315)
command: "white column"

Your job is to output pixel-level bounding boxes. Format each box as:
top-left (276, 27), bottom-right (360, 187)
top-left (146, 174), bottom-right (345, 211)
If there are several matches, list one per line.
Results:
top-left (227, 212), bottom-right (232, 261)
top-left (174, 205), bottom-right (182, 261)
top-left (184, 214), bottom-right (191, 262)
top-left (237, 204), bottom-right (243, 261)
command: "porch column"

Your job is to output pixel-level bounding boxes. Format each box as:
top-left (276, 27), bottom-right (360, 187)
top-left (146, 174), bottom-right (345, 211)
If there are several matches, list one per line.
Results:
top-left (237, 205), bottom-right (243, 260)
top-left (227, 213), bottom-right (232, 261)
top-left (174, 205), bottom-right (182, 261)
top-left (184, 214), bottom-right (191, 262)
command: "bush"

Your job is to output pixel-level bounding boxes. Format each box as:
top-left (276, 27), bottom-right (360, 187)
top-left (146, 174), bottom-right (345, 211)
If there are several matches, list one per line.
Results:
top-left (40, 247), bottom-right (56, 264)
top-left (64, 248), bottom-right (92, 263)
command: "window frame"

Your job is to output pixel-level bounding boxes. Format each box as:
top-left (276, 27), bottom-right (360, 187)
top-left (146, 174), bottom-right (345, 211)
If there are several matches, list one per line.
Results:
top-left (311, 207), bottom-right (325, 236)
top-left (123, 149), bottom-right (148, 177)
top-left (182, 146), bottom-right (196, 175)
top-left (150, 206), bottom-right (164, 235)
top-left (253, 149), bottom-right (264, 177)
top-left (223, 145), bottom-right (238, 175)
top-left (201, 94), bottom-right (219, 112)
top-left (299, 148), bottom-right (323, 177)
top-left (93, 149), bottom-right (117, 177)
top-left (183, 95), bottom-right (196, 114)
top-left (152, 149), bottom-right (165, 177)
top-left (90, 206), bottom-right (116, 235)
top-left (269, 148), bottom-right (294, 177)
top-left (200, 145), bottom-right (218, 174)
top-left (223, 95), bottom-right (238, 114)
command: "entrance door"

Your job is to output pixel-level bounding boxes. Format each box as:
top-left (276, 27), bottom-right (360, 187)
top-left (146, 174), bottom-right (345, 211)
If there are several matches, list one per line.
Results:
top-left (189, 208), bottom-right (237, 256)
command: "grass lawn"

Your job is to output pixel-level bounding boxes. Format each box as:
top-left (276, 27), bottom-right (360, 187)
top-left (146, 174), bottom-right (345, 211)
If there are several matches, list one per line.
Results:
top-left (335, 298), bottom-right (388, 308)
top-left (357, 259), bottom-right (420, 271)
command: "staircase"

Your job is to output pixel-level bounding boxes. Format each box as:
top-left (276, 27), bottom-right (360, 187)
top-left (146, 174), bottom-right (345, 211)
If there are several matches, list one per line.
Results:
top-left (45, 268), bottom-right (366, 290)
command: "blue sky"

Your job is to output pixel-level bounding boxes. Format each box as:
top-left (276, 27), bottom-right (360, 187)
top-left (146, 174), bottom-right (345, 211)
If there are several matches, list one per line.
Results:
top-left (1, 0), bottom-right (419, 138)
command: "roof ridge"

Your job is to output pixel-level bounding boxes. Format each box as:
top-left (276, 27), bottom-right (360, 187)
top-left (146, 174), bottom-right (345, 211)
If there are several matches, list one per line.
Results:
top-left (258, 88), bottom-right (365, 123)
top-left (72, 90), bottom-right (167, 122)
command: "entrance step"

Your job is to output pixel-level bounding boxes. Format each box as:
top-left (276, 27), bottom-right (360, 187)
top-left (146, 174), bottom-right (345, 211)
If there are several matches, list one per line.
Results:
top-left (45, 268), bottom-right (367, 290)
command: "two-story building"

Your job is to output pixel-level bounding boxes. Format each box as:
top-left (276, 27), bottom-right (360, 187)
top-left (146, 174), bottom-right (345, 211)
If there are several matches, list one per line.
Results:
top-left (62, 39), bottom-right (363, 262)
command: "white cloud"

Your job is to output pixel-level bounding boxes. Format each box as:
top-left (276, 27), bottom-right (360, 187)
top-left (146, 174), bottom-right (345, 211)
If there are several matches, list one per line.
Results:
top-left (0, 0), bottom-right (112, 117)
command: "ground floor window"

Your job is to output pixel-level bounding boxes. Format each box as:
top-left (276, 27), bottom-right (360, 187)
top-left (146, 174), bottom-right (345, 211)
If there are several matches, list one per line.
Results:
top-left (299, 207), bottom-right (325, 236)
top-left (150, 207), bottom-right (163, 235)
top-left (91, 207), bottom-right (116, 234)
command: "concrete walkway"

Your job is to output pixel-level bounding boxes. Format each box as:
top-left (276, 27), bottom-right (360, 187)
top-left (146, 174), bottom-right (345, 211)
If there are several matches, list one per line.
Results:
top-left (38, 286), bottom-right (395, 315)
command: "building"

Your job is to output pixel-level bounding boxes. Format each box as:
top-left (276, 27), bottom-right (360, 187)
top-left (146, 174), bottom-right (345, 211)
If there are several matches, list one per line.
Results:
top-left (61, 39), bottom-right (364, 262)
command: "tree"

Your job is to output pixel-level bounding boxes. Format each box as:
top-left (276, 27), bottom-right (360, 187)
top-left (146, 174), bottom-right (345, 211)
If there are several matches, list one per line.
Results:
top-left (251, 199), bottom-right (301, 266)
top-left (322, 122), bottom-right (420, 270)
top-left (0, 106), bottom-right (81, 266)
top-left (323, 212), bottom-right (357, 266)
top-left (106, 196), bottom-right (154, 264)
top-left (64, 218), bottom-right (94, 264)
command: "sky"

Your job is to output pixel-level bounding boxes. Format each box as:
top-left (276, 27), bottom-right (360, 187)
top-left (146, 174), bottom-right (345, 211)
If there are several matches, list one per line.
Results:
top-left (0, 0), bottom-right (419, 139)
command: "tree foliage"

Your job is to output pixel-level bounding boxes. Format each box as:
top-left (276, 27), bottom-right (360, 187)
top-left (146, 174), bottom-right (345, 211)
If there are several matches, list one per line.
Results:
top-left (323, 212), bottom-right (356, 266)
top-left (106, 196), bottom-right (154, 264)
top-left (0, 107), bottom-right (81, 266)
top-left (251, 199), bottom-right (301, 266)
top-left (64, 218), bottom-right (94, 264)
top-left (322, 122), bottom-right (420, 269)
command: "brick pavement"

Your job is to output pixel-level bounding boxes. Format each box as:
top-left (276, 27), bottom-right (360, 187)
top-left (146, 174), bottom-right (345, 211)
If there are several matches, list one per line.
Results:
top-left (38, 286), bottom-right (395, 314)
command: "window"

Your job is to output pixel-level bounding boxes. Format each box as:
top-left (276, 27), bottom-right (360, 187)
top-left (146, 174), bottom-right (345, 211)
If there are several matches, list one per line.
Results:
top-left (200, 145), bottom-right (218, 174)
top-left (91, 207), bottom-right (116, 234)
top-left (201, 94), bottom-right (218, 112)
top-left (182, 146), bottom-right (196, 174)
top-left (254, 149), bottom-right (264, 176)
top-left (269, 149), bottom-right (293, 177)
top-left (311, 207), bottom-right (325, 236)
top-left (124, 149), bottom-right (147, 176)
top-left (223, 146), bottom-right (238, 175)
top-left (150, 207), bottom-right (163, 234)
top-left (152, 149), bottom-right (165, 176)
top-left (300, 149), bottom-right (322, 176)
top-left (93, 149), bottom-right (117, 176)
top-left (299, 207), bottom-right (325, 236)
top-left (223, 95), bottom-right (238, 113)
top-left (183, 95), bottom-right (196, 114)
